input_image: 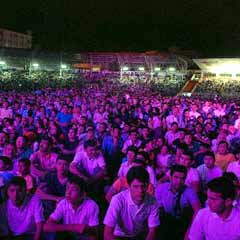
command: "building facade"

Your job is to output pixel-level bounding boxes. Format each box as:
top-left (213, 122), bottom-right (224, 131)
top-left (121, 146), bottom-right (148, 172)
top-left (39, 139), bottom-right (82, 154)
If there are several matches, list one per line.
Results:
top-left (0, 28), bottom-right (32, 49)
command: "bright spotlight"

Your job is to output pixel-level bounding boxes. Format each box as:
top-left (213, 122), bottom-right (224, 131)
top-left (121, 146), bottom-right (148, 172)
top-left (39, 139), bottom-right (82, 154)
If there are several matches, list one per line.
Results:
top-left (138, 67), bottom-right (145, 71)
top-left (122, 66), bottom-right (129, 71)
top-left (32, 63), bottom-right (39, 68)
top-left (154, 67), bottom-right (161, 72)
top-left (61, 64), bottom-right (67, 69)
top-left (169, 67), bottom-right (176, 72)
top-left (0, 61), bottom-right (6, 65)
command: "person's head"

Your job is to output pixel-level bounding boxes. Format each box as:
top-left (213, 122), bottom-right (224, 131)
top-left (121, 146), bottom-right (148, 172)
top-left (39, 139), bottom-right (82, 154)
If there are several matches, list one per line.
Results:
top-left (184, 133), bottom-right (193, 145)
top-left (217, 141), bottom-right (228, 155)
top-left (180, 151), bottom-right (194, 169)
top-left (127, 166), bottom-right (149, 205)
top-left (86, 126), bottom-right (95, 139)
top-left (65, 176), bottom-right (86, 206)
top-left (18, 158), bottom-right (31, 175)
top-left (0, 156), bottom-right (11, 171)
top-left (204, 151), bottom-right (216, 169)
top-left (126, 146), bottom-right (138, 163)
top-left (84, 139), bottom-right (97, 159)
top-left (16, 136), bottom-right (27, 149)
top-left (39, 137), bottom-right (52, 153)
top-left (170, 164), bottom-right (187, 192)
top-left (3, 143), bottom-right (16, 158)
top-left (207, 177), bottom-right (236, 214)
top-left (68, 128), bottom-right (77, 141)
top-left (222, 172), bottom-right (239, 189)
top-left (98, 122), bottom-right (107, 133)
top-left (142, 127), bottom-right (150, 138)
top-left (6, 176), bottom-right (26, 206)
top-left (160, 145), bottom-right (169, 155)
top-left (195, 123), bottom-right (203, 133)
top-left (111, 126), bottom-right (121, 138)
top-left (0, 131), bottom-right (7, 146)
top-left (56, 155), bottom-right (70, 175)
top-left (171, 122), bottom-right (178, 132)
top-left (129, 130), bottom-right (138, 142)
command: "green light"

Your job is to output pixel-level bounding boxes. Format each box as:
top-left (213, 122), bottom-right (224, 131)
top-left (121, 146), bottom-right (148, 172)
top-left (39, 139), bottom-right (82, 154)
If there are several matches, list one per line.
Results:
top-left (32, 63), bottom-right (39, 68)
top-left (169, 67), bottom-right (176, 72)
top-left (61, 64), bottom-right (67, 69)
top-left (122, 66), bottom-right (129, 71)
top-left (154, 67), bottom-right (161, 72)
top-left (0, 61), bottom-right (6, 65)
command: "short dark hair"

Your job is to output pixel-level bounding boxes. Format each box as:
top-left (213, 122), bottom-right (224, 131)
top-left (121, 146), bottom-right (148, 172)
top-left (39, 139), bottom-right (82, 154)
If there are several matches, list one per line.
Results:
top-left (204, 151), bottom-right (215, 160)
top-left (7, 176), bottom-right (26, 190)
top-left (126, 166), bottom-right (149, 185)
top-left (0, 156), bottom-right (11, 166)
top-left (84, 139), bottom-right (96, 149)
top-left (207, 177), bottom-right (236, 200)
top-left (68, 175), bottom-right (87, 193)
top-left (57, 154), bottom-right (71, 163)
top-left (170, 164), bottom-right (187, 177)
top-left (127, 146), bottom-right (138, 155)
top-left (222, 172), bottom-right (238, 184)
top-left (18, 158), bottom-right (31, 167)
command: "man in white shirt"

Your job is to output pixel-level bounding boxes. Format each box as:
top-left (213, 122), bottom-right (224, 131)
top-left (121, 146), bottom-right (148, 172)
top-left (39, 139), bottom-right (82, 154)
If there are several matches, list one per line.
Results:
top-left (227, 151), bottom-right (240, 179)
top-left (197, 151), bottom-right (223, 192)
top-left (104, 166), bottom-right (160, 240)
top-left (70, 139), bottom-right (107, 200)
top-left (44, 176), bottom-right (99, 240)
top-left (0, 176), bottom-right (44, 239)
top-left (189, 177), bottom-right (240, 240)
top-left (166, 106), bottom-right (180, 129)
top-left (122, 130), bottom-right (142, 154)
top-left (70, 139), bottom-right (106, 183)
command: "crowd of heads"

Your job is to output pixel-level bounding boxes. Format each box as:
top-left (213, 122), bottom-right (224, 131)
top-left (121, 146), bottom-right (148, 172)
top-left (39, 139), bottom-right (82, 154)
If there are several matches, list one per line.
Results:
top-left (0, 75), bottom-right (240, 239)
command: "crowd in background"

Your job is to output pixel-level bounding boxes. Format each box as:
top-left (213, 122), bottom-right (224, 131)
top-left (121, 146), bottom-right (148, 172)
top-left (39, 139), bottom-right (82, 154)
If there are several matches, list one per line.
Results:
top-left (0, 75), bottom-right (239, 239)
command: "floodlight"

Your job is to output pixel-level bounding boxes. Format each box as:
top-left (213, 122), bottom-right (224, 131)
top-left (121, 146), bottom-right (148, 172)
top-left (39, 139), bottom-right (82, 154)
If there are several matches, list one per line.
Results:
top-left (210, 64), bottom-right (240, 74)
top-left (168, 67), bottom-right (176, 72)
top-left (0, 61), bottom-right (6, 65)
top-left (138, 67), bottom-right (145, 71)
top-left (122, 66), bottom-right (129, 71)
top-left (154, 67), bottom-right (161, 72)
top-left (61, 64), bottom-right (67, 69)
top-left (32, 63), bottom-right (39, 68)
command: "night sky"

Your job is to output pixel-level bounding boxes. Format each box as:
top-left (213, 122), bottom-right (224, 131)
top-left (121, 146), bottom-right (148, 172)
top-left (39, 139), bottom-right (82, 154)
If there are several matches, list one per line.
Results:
top-left (1, 0), bottom-right (240, 56)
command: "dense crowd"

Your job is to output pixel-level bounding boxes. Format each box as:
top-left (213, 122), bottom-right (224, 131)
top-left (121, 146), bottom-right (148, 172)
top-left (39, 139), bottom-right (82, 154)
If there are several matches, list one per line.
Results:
top-left (195, 78), bottom-right (240, 98)
top-left (0, 79), bottom-right (240, 240)
top-left (0, 70), bottom-right (77, 91)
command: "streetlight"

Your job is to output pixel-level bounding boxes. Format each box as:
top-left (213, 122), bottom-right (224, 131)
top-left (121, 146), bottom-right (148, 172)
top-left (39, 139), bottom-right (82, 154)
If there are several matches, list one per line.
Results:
top-left (60, 64), bottom-right (67, 69)
top-left (168, 67), bottom-right (176, 72)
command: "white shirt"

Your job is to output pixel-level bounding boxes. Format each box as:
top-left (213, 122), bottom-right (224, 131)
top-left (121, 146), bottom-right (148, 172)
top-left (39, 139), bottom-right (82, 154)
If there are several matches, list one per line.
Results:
top-left (165, 130), bottom-right (179, 145)
top-left (166, 115), bottom-right (179, 129)
top-left (72, 151), bottom-right (106, 177)
top-left (189, 206), bottom-right (240, 240)
top-left (227, 161), bottom-right (240, 179)
top-left (0, 194), bottom-right (44, 236)
top-left (197, 164), bottom-right (222, 186)
top-left (118, 162), bottom-right (133, 177)
top-left (50, 198), bottom-right (99, 226)
top-left (122, 139), bottom-right (142, 153)
top-left (234, 119), bottom-right (240, 130)
top-left (185, 168), bottom-right (200, 188)
top-left (0, 108), bottom-right (13, 120)
top-left (104, 189), bottom-right (160, 238)
top-left (117, 163), bottom-right (157, 187)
